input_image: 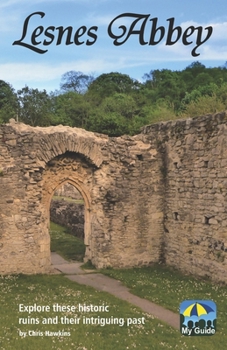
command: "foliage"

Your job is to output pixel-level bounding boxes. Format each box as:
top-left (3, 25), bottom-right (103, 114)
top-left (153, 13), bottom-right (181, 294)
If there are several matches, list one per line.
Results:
top-left (17, 86), bottom-right (53, 126)
top-left (180, 94), bottom-right (226, 117)
top-left (51, 91), bottom-right (91, 127)
top-left (0, 80), bottom-right (18, 123)
top-left (87, 112), bottom-right (129, 136)
top-left (60, 70), bottom-right (94, 93)
top-left (1, 61), bottom-right (227, 134)
top-left (87, 72), bottom-right (141, 104)
top-left (87, 93), bottom-right (140, 136)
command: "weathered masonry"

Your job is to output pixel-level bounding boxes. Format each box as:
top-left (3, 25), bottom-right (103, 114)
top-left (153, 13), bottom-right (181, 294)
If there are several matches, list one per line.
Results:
top-left (1, 112), bottom-right (227, 283)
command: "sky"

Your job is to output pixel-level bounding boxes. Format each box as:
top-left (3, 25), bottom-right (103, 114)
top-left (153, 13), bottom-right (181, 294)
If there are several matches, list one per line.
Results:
top-left (0, 0), bottom-right (227, 92)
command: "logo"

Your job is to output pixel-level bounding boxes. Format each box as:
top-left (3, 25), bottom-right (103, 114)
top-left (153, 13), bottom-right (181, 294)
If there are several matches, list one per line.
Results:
top-left (180, 300), bottom-right (216, 336)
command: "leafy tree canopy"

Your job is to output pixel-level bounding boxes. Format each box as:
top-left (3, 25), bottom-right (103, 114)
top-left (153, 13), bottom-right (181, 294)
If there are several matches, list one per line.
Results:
top-left (17, 86), bottom-right (52, 126)
top-left (1, 61), bottom-right (227, 135)
top-left (0, 80), bottom-right (18, 123)
top-left (60, 71), bottom-right (94, 94)
top-left (87, 72), bottom-right (141, 103)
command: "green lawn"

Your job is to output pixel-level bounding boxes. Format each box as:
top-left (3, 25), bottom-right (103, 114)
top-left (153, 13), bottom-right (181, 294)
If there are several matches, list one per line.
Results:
top-left (101, 265), bottom-right (227, 349)
top-left (49, 221), bottom-right (85, 261)
top-left (52, 196), bottom-right (84, 204)
top-left (1, 272), bottom-right (224, 350)
top-left (37, 222), bottom-right (226, 349)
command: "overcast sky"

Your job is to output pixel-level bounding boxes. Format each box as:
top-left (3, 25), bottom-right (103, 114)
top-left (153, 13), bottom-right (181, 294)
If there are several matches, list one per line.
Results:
top-left (0, 0), bottom-right (227, 92)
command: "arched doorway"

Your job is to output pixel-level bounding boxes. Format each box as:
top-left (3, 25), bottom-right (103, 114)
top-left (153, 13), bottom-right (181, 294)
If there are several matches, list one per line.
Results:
top-left (41, 152), bottom-right (95, 266)
top-left (50, 182), bottom-right (85, 261)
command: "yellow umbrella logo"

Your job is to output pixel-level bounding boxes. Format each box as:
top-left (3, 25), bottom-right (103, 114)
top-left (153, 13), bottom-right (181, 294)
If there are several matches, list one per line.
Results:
top-left (183, 302), bottom-right (214, 317)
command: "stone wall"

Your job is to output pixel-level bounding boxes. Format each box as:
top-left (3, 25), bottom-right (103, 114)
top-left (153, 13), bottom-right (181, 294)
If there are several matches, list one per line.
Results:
top-left (50, 199), bottom-right (84, 239)
top-left (1, 113), bottom-right (227, 283)
top-left (142, 111), bottom-right (227, 282)
top-left (0, 121), bottom-right (162, 274)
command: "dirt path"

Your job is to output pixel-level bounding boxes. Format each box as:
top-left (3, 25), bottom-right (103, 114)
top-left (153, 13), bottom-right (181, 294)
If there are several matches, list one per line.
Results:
top-left (51, 252), bottom-right (179, 329)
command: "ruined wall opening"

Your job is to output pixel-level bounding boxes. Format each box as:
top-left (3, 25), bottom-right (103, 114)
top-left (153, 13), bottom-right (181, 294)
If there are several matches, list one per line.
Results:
top-left (49, 182), bottom-right (86, 262)
top-left (41, 152), bottom-right (95, 267)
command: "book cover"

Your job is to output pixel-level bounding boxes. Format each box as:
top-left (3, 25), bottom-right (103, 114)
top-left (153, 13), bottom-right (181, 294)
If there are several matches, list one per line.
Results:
top-left (0, 1), bottom-right (226, 349)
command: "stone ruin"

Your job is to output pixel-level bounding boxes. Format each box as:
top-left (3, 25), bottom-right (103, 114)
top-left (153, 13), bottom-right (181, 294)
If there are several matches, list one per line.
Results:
top-left (1, 112), bottom-right (227, 283)
top-left (50, 182), bottom-right (84, 238)
top-left (50, 198), bottom-right (84, 239)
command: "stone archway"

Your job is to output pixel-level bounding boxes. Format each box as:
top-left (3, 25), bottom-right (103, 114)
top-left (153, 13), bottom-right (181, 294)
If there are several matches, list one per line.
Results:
top-left (2, 114), bottom-right (227, 282)
top-left (0, 121), bottom-right (163, 275)
top-left (41, 152), bottom-right (96, 264)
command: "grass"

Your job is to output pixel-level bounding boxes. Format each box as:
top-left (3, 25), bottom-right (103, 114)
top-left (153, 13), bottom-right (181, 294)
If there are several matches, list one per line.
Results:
top-left (35, 223), bottom-right (226, 348)
top-left (52, 196), bottom-right (84, 204)
top-left (101, 264), bottom-right (227, 349)
top-left (49, 221), bottom-right (85, 261)
top-left (0, 270), bottom-right (225, 350)
top-left (80, 260), bottom-right (97, 270)
top-left (0, 274), bottom-right (178, 350)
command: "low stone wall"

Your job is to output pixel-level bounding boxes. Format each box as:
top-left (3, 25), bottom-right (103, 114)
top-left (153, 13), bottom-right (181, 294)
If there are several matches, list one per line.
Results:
top-left (50, 199), bottom-right (84, 239)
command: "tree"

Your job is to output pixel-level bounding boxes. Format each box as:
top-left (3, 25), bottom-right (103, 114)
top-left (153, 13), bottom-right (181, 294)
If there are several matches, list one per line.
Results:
top-left (181, 94), bottom-right (226, 117)
top-left (17, 86), bottom-right (52, 126)
top-left (141, 100), bottom-right (177, 125)
top-left (60, 71), bottom-right (94, 94)
top-left (185, 61), bottom-right (206, 73)
top-left (87, 112), bottom-right (128, 136)
top-left (85, 92), bottom-right (141, 136)
top-left (216, 82), bottom-right (227, 105)
top-left (181, 61), bottom-right (206, 91)
top-left (101, 93), bottom-right (138, 119)
top-left (87, 72), bottom-right (141, 104)
top-left (143, 69), bottom-right (185, 111)
top-left (194, 72), bottom-right (214, 86)
top-left (143, 69), bottom-right (164, 89)
top-left (52, 91), bottom-right (91, 127)
top-left (179, 83), bottom-right (219, 113)
top-left (0, 80), bottom-right (18, 123)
